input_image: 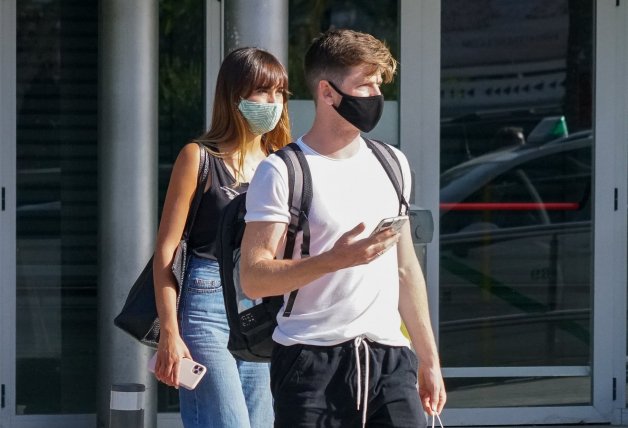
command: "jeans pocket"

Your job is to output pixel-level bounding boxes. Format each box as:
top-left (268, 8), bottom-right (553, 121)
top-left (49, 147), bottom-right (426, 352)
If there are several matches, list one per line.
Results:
top-left (187, 277), bottom-right (222, 293)
top-left (185, 258), bottom-right (222, 294)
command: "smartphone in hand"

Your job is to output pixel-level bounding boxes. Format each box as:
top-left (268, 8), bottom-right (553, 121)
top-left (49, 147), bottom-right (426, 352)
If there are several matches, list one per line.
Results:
top-left (148, 353), bottom-right (207, 390)
top-left (371, 215), bottom-right (409, 236)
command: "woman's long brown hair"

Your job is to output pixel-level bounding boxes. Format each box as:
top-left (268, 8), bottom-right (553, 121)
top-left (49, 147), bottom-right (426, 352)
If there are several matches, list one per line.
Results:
top-left (195, 47), bottom-right (291, 179)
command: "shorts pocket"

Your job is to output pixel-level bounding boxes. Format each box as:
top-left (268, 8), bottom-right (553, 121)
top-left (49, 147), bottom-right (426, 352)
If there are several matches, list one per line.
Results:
top-left (401, 347), bottom-right (419, 381)
top-left (271, 345), bottom-right (306, 394)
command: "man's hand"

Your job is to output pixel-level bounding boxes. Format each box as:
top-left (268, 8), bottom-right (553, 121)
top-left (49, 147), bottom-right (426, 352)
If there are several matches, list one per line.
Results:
top-left (241, 221), bottom-right (401, 298)
top-left (327, 222), bottom-right (400, 269)
top-left (418, 364), bottom-right (447, 416)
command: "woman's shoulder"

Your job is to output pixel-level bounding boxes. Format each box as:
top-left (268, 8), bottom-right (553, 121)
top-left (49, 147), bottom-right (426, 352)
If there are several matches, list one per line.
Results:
top-left (179, 141), bottom-right (203, 161)
top-left (170, 142), bottom-right (205, 183)
top-left (179, 141), bottom-right (221, 168)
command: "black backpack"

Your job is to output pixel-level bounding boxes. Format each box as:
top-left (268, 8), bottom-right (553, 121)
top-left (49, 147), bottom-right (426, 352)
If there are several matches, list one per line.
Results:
top-left (217, 139), bottom-right (409, 362)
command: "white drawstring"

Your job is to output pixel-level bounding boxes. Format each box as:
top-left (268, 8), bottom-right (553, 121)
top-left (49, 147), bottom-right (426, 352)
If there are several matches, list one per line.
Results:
top-left (353, 336), bottom-right (370, 427)
top-left (430, 412), bottom-right (444, 428)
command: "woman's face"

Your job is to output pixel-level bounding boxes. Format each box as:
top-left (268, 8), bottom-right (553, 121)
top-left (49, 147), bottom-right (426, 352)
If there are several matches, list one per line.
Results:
top-left (245, 85), bottom-right (285, 104)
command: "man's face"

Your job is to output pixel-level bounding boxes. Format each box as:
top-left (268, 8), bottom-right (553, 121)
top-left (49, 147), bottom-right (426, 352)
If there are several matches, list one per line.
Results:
top-left (334, 65), bottom-right (383, 98)
top-left (320, 64), bottom-right (386, 133)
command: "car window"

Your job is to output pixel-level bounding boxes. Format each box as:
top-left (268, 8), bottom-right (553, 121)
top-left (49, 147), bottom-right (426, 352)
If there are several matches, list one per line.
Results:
top-left (441, 169), bottom-right (543, 233)
top-left (441, 145), bottom-right (591, 234)
top-left (517, 147), bottom-right (591, 223)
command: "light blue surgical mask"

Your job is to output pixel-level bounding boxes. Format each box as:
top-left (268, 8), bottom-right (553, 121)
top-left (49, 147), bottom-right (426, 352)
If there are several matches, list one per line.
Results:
top-left (238, 99), bottom-right (283, 135)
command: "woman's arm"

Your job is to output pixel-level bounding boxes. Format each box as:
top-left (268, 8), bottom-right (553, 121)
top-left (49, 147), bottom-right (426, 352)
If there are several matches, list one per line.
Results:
top-left (152, 142), bottom-right (205, 387)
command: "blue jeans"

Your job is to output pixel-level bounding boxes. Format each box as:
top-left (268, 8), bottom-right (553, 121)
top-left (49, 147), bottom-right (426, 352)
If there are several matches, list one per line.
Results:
top-left (178, 255), bottom-right (273, 428)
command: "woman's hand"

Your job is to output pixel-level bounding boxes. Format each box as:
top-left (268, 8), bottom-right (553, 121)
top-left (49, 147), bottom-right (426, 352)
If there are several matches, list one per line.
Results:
top-left (154, 332), bottom-right (192, 388)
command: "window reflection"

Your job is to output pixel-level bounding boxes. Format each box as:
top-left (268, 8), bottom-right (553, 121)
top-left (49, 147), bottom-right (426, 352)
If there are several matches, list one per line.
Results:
top-left (439, 0), bottom-right (593, 407)
top-left (16, 0), bottom-right (98, 414)
top-left (287, 1), bottom-right (401, 143)
top-left (288, 0), bottom-right (399, 100)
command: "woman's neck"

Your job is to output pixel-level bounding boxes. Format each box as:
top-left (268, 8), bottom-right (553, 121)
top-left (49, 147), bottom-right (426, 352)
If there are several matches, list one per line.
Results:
top-left (225, 135), bottom-right (266, 182)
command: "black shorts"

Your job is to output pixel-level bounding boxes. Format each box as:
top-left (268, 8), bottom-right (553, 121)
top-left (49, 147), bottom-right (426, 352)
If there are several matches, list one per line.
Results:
top-left (271, 339), bottom-right (426, 428)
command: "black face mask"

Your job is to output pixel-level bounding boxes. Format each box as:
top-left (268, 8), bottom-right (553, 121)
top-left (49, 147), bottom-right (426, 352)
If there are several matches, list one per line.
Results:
top-left (327, 80), bottom-right (384, 133)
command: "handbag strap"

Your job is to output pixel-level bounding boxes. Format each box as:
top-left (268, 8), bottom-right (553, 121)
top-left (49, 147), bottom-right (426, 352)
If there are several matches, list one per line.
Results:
top-left (181, 143), bottom-right (211, 241)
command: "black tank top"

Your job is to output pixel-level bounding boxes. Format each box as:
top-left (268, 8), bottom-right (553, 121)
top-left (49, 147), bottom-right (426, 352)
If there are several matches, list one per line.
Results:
top-left (188, 152), bottom-right (248, 259)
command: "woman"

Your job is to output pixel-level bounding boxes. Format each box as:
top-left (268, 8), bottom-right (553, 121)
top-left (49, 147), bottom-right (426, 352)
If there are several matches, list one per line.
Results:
top-left (152, 47), bottom-right (290, 428)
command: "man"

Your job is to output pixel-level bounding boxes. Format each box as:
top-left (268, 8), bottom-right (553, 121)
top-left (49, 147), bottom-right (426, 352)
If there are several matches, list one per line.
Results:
top-left (488, 126), bottom-right (526, 154)
top-left (241, 28), bottom-right (446, 427)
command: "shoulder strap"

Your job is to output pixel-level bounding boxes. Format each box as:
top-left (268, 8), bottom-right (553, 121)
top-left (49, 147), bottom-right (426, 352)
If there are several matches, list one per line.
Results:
top-left (274, 142), bottom-right (313, 317)
top-left (181, 143), bottom-right (210, 241)
top-left (275, 143), bottom-right (313, 257)
top-left (364, 138), bottom-right (409, 215)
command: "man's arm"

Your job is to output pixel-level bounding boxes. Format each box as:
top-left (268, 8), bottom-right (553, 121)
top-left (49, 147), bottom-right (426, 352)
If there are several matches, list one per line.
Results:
top-left (396, 221), bottom-right (447, 415)
top-left (240, 221), bottom-right (400, 299)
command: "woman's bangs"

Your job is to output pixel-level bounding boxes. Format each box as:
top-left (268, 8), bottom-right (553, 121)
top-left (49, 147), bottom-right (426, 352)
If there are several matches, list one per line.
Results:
top-left (250, 59), bottom-right (287, 93)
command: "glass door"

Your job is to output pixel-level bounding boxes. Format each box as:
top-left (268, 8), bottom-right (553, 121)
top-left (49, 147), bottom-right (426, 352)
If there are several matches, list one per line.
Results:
top-left (13, 0), bottom-right (100, 421)
top-left (8, 0), bottom-right (207, 425)
top-left (4, 0), bottom-right (208, 425)
top-left (435, 0), bottom-right (618, 424)
top-left (1, 0), bottom-right (99, 426)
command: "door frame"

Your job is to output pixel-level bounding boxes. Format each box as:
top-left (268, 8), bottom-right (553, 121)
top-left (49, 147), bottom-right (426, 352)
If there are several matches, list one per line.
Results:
top-left (596, 0), bottom-right (628, 424)
top-left (400, 0), bottom-right (628, 425)
top-left (1, 0), bottom-right (17, 426)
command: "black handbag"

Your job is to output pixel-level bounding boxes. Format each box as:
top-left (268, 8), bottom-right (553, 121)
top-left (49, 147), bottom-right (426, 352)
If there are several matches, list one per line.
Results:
top-left (114, 144), bottom-right (210, 347)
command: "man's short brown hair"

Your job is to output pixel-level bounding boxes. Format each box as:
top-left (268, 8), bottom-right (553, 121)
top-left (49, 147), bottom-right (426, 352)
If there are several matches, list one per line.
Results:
top-left (304, 29), bottom-right (398, 97)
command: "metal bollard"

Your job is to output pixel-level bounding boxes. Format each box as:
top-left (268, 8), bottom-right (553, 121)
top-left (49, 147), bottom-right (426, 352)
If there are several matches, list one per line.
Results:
top-left (109, 383), bottom-right (145, 428)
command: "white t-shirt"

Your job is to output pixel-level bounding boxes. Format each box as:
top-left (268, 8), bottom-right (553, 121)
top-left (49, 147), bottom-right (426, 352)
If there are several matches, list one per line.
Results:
top-left (245, 137), bottom-right (412, 347)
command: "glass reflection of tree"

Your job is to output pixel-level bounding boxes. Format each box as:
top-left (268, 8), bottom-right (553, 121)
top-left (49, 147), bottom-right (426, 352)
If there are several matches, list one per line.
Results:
top-left (288, 0), bottom-right (399, 100)
top-left (159, 0), bottom-right (205, 161)
top-left (564, 0), bottom-right (593, 132)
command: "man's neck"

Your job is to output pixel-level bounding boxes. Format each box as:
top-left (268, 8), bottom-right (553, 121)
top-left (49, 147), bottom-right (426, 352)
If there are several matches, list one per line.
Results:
top-left (302, 119), bottom-right (362, 159)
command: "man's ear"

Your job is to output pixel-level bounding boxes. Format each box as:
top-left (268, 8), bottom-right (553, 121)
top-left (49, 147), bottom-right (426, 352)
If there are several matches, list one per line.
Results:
top-left (318, 80), bottom-right (336, 106)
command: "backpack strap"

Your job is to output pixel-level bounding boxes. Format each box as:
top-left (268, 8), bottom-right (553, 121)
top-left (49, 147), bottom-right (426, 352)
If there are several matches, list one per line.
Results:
top-left (274, 142), bottom-right (313, 317)
top-left (181, 143), bottom-right (210, 240)
top-left (364, 138), bottom-right (409, 215)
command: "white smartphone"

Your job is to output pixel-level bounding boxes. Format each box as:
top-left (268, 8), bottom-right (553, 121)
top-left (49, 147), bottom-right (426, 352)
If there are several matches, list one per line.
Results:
top-left (371, 215), bottom-right (409, 236)
top-left (148, 353), bottom-right (207, 390)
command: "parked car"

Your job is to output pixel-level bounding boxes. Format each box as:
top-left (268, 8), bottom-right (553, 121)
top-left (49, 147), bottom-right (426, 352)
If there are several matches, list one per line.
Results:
top-left (439, 109), bottom-right (566, 172)
top-left (438, 131), bottom-right (592, 367)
